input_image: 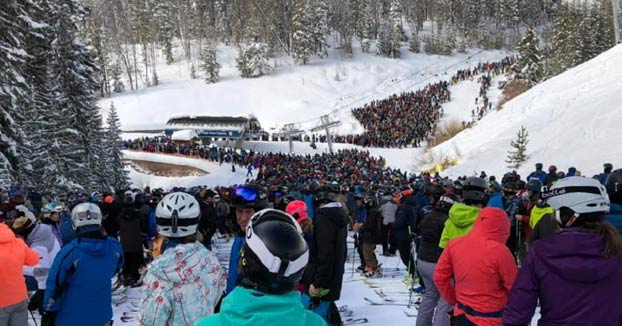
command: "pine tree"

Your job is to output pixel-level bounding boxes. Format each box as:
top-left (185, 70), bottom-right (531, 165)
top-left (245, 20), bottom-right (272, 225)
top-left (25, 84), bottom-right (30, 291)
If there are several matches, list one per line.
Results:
top-left (111, 61), bottom-right (125, 93)
top-left (313, 0), bottom-right (330, 58)
top-left (292, 0), bottom-right (314, 65)
top-left (237, 42), bottom-right (274, 78)
top-left (0, 0), bottom-right (29, 185)
top-left (190, 64), bottom-right (197, 79)
top-left (409, 31), bottom-right (421, 53)
top-left (505, 125), bottom-right (529, 170)
top-left (511, 28), bottom-right (544, 86)
top-left (45, 0), bottom-right (109, 192)
top-left (105, 103), bottom-right (129, 190)
top-left (199, 47), bottom-right (221, 83)
top-left (154, 1), bottom-right (176, 64)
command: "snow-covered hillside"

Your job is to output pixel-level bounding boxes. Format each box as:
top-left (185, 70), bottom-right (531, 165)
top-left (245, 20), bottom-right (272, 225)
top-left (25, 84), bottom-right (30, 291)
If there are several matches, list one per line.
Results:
top-left (100, 45), bottom-right (510, 134)
top-left (428, 44), bottom-right (622, 179)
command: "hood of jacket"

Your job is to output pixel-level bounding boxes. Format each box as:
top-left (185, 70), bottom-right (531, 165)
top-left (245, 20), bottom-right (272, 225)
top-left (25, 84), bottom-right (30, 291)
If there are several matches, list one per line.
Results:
top-left (468, 207), bottom-right (510, 244)
top-left (448, 203), bottom-right (480, 228)
top-left (317, 202), bottom-right (349, 228)
top-left (534, 228), bottom-right (622, 283)
top-left (147, 242), bottom-right (210, 284)
top-left (197, 286), bottom-right (325, 326)
top-left (27, 224), bottom-right (57, 251)
top-left (74, 236), bottom-right (113, 256)
top-left (0, 223), bottom-right (16, 243)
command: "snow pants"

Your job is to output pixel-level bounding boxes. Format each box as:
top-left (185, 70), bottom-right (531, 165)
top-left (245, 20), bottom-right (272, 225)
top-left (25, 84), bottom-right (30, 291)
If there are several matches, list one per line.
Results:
top-left (362, 242), bottom-right (378, 270)
top-left (0, 300), bottom-right (27, 326)
top-left (416, 259), bottom-right (452, 326)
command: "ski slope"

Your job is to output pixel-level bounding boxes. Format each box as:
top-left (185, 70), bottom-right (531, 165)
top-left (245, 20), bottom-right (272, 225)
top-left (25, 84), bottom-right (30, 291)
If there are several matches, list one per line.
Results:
top-left (427, 44), bottom-right (622, 179)
top-left (100, 43), bottom-right (509, 134)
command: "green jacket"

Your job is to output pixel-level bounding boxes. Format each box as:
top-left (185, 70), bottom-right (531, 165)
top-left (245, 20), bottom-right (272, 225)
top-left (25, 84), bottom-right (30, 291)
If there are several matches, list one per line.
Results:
top-left (195, 286), bottom-right (326, 326)
top-left (529, 205), bottom-right (554, 230)
top-left (439, 204), bottom-right (480, 248)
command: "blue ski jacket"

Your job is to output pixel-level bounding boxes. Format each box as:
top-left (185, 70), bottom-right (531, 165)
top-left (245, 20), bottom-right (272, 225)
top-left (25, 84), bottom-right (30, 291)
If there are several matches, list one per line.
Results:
top-left (44, 236), bottom-right (123, 326)
top-left (225, 236), bottom-right (246, 294)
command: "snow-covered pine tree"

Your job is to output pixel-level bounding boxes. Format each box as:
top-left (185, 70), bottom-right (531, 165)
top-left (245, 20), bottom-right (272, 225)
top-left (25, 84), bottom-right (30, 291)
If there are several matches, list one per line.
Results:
top-left (505, 125), bottom-right (529, 170)
top-left (47, 0), bottom-right (109, 192)
top-left (237, 42), bottom-right (273, 78)
top-left (549, 2), bottom-right (582, 76)
top-left (510, 28), bottom-right (544, 86)
top-left (154, 1), bottom-right (176, 64)
top-left (0, 0), bottom-right (30, 185)
top-left (313, 0), bottom-right (329, 58)
top-left (292, 0), bottom-right (314, 65)
top-left (111, 61), bottom-right (125, 93)
top-left (105, 103), bottom-right (129, 191)
top-left (199, 47), bottom-right (221, 83)
top-left (409, 31), bottom-right (421, 53)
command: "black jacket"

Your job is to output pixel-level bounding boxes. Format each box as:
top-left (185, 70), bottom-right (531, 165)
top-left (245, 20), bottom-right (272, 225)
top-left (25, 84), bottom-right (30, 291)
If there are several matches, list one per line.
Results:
top-left (417, 207), bottom-right (450, 263)
top-left (530, 213), bottom-right (559, 244)
top-left (392, 195), bottom-right (418, 242)
top-left (303, 202), bottom-right (349, 301)
top-left (118, 207), bottom-right (146, 253)
top-left (361, 208), bottom-right (382, 245)
top-left (198, 200), bottom-right (218, 243)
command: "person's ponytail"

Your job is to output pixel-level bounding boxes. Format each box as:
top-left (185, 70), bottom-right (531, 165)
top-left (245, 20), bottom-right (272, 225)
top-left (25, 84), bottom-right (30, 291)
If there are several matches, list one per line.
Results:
top-left (581, 218), bottom-right (622, 258)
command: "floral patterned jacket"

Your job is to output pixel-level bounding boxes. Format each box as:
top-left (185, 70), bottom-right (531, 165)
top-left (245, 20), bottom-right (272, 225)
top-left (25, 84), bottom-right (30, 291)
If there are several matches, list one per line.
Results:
top-left (140, 242), bottom-right (225, 326)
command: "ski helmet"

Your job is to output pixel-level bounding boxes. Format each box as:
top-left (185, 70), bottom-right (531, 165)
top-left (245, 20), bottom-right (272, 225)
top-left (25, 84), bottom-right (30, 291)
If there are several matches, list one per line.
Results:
top-left (526, 179), bottom-right (543, 194)
top-left (462, 177), bottom-right (489, 206)
top-left (363, 195), bottom-right (378, 209)
top-left (439, 193), bottom-right (461, 209)
top-left (604, 163), bottom-right (613, 173)
top-left (155, 192), bottom-right (200, 238)
top-left (239, 209), bottom-right (308, 295)
top-left (10, 205), bottom-right (37, 233)
top-left (231, 185), bottom-right (269, 209)
top-left (71, 203), bottom-right (103, 230)
top-left (542, 177), bottom-right (610, 226)
top-left (285, 200), bottom-right (308, 223)
top-left (123, 190), bottom-right (137, 206)
top-left (314, 184), bottom-right (339, 205)
top-left (605, 169), bottom-right (622, 204)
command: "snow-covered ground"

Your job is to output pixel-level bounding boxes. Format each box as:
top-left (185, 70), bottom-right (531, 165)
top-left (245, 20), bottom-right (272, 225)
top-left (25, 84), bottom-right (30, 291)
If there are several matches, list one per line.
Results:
top-left (120, 63), bottom-right (505, 188)
top-left (101, 43), bottom-right (510, 134)
top-left (429, 44), bottom-right (622, 179)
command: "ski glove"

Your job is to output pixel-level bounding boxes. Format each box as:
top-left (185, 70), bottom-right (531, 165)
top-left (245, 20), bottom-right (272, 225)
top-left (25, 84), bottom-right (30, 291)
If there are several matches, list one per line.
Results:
top-left (41, 310), bottom-right (57, 326)
top-left (309, 284), bottom-right (330, 298)
top-left (28, 289), bottom-right (44, 312)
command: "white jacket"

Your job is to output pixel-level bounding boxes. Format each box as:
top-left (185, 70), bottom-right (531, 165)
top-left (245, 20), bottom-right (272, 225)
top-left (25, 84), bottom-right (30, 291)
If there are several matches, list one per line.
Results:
top-left (23, 223), bottom-right (61, 289)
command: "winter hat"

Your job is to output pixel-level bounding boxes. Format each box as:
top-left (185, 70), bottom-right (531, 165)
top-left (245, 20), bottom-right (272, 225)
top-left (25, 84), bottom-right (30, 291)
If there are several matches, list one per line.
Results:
top-left (104, 195), bottom-right (114, 204)
top-left (286, 200), bottom-right (308, 223)
top-left (11, 205), bottom-right (36, 232)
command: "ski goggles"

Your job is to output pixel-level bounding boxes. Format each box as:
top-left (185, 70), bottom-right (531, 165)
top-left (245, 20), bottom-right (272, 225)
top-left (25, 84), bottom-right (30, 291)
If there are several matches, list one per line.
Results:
top-left (245, 209), bottom-right (308, 277)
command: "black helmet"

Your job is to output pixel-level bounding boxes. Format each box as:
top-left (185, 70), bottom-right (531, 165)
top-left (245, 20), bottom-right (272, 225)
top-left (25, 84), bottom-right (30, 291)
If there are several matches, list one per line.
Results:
top-left (502, 181), bottom-right (518, 194)
top-left (526, 179), bottom-right (543, 193)
top-left (239, 209), bottom-right (308, 295)
top-left (606, 169), bottom-right (622, 204)
top-left (439, 193), bottom-right (461, 209)
top-left (314, 184), bottom-right (339, 205)
top-left (363, 195), bottom-right (377, 209)
top-left (462, 177), bottom-right (489, 206)
top-left (231, 185), bottom-right (269, 209)
top-left (604, 163), bottom-right (613, 173)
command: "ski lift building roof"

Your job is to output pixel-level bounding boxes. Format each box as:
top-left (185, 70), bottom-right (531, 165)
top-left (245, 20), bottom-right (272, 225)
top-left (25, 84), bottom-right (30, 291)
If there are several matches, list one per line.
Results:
top-left (165, 115), bottom-right (262, 138)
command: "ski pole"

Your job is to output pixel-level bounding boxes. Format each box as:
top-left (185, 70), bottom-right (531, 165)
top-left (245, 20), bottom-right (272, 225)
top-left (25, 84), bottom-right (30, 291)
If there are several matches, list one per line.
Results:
top-left (351, 234), bottom-right (356, 277)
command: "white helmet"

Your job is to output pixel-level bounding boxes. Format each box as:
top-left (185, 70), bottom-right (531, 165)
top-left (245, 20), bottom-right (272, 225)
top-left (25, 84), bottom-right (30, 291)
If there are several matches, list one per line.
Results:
top-left (71, 203), bottom-right (103, 230)
top-left (543, 177), bottom-right (610, 224)
top-left (155, 192), bottom-right (200, 238)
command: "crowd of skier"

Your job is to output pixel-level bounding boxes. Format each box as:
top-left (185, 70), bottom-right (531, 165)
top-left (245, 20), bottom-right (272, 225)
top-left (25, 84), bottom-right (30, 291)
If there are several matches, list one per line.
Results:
top-left (1, 160), bottom-right (621, 325)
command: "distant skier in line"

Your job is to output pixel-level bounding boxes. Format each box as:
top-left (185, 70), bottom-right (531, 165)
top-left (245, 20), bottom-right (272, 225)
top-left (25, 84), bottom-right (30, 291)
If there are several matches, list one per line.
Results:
top-left (246, 164), bottom-right (253, 177)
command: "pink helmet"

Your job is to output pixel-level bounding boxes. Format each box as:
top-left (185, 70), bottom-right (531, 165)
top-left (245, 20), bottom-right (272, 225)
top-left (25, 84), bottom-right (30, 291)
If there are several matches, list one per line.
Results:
top-left (286, 200), bottom-right (308, 223)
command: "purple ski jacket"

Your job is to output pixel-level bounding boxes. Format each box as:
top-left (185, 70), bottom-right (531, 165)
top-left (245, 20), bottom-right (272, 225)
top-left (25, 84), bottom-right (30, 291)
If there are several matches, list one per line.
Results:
top-left (503, 228), bottom-right (622, 325)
